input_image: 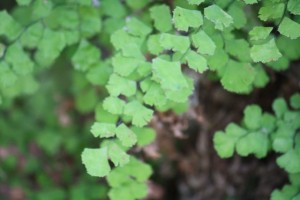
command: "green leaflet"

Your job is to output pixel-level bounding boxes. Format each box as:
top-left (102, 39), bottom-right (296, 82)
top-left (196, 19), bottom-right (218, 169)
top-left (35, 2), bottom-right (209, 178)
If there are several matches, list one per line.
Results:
top-left (272, 98), bottom-right (288, 118)
top-left (141, 79), bottom-right (167, 107)
top-left (152, 58), bottom-right (188, 91)
top-left (287, 0), bottom-right (300, 15)
top-left (101, 0), bottom-right (127, 18)
top-left (116, 124), bottom-right (137, 147)
top-left (0, 62), bottom-right (17, 89)
top-left (228, 2), bottom-right (247, 29)
top-left (86, 62), bottom-right (112, 86)
top-left (21, 22), bottom-right (44, 49)
top-left (243, 0), bottom-right (257, 4)
top-left (126, 17), bottom-right (152, 37)
top-left (204, 5), bottom-right (233, 30)
top-left (225, 39), bottom-right (251, 62)
top-left (290, 93), bottom-right (300, 109)
top-left (0, 11), bottom-right (22, 41)
top-left (5, 43), bottom-right (34, 76)
top-left (95, 103), bottom-right (119, 123)
top-left (109, 182), bottom-right (148, 200)
top-left (236, 132), bottom-right (269, 158)
top-left (0, 43), bottom-right (5, 59)
top-left (187, 0), bottom-right (205, 5)
top-left (250, 39), bottom-right (282, 63)
top-left (185, 50), bottom-right (208, 73)
top-left (213, 123), bottom-right (247, 158)
top-left (124, 100), bottom-right (153, 127)
top-left (107, 158), bottom-right (152, 200)
top-left (131, 127), bottom-right (156, 146)
top-left (258, 3), bottom-right (285, 21)
top-left (81, 148), bottom-right (111, 177)
top-left (112, 53), bottom-right (141, 77)
top-left (249, 26), bottom-right (273, 41)
top-left (243, 105), bottom-right (263, 130)
top-left (45, 5), bottom-right (79, 30)
top-left (71, 40), bottom-right (100, 72)
top-left (160, 33), bottom-right (190, 53)
top-left (278, 17), bottom-right (300, 39)
top-left (272, 125), bottom-right (294, 153)
top-left (149, 5), bottom-right (172, 32)
top-left (103, 96), bottom-right (126, 115)
top-left (16, 0), bottom-right (32, 6)
top-left (173, 7), bottom-right (203, 31)
top-left (191, 30), bottom-right (216, 55)
top-left (108, 142), bottom-right (130, 166)
top-left (271, 185), bottom-right (300, 200)
top-left (221, 60), bottom-right (255, 93)
top-left (277, 149), bottom-right (300, 173)
top-left (79, 6), bottom-right (102, 38)
top-left (276, 36), bottom-right (300, 60)
top-left (207, 48), bottom-right (229, 75)
top-left (31, 0), bottom-right (53, 20)
top-left (147, 34), bottom-right (164, 55)
top-left (111, 29), bottom-right (142, 51)
top-left (90, 122), bottom-right (116, 138)
top-left (35, 29), bottom-right (66, 67)
top-left (253, 65), bottom-right (269, 88)
top-left (165, 76), bottom-right (194, 103)
top-left (126, 0), bottom-right (149, 9)
top-left (106, 74), bottom-right (137, 97)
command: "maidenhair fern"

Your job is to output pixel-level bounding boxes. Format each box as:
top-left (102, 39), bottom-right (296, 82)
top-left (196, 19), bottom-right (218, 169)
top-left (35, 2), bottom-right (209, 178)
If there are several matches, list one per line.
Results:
top-left (1, 0), bottom-right (300, 199)
top-left (214, 93), bottom-right (300, 199)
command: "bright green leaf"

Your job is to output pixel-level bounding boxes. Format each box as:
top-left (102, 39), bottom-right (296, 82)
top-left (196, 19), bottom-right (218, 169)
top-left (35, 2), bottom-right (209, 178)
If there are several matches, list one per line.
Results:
top-left (112, 53), bottom-right (141, 76)
top-left (147, 34), bottom-right (164, 55)
top-left (221, 60), bottom-right (255, 93)
top-left (250, 39), bottom-right (282, 63)
top-left (152, 58), bottom-right (188, 91)
top-left (0, 11), bottom-right (22, 41)
top-left (249, 26), bottom-right (273, 41)
top-left (108, 142), bottom-right (130, 166)
top-left (272, 98), bottom-right (288, 118)
top-left (81, 148), bottom-right (111, 177)
top-left (5, 43), bottom-right (34, 76)
top-left (106, 74), bottom-right (137, 97)
top-left (116, 124), bottom-right (137, 147)
top-left (72, 40), bottom-right (100, 72)
top-left (21, 22), bottom-right (44, 48)
top-left (79, 6), bottom-right (101, 38)
top-left (103, 96), bottom-right (126, 115)
top-left (290, 93), bottom-right (300, 109)
top-left (124, 100), bottom-right (153, 127)
top-left (236, 132), bottom-right (269, 158)
top-left (160, 33), bottom-right (190, 53)
top-left (187, 0), bottom-right (205, 5)
top-left (191, 30), bottom-right (216, 55)
top-left (90, 122), bottom-right (116, 138)
top-left (131, 127), bottom-right (156, 146)
top-left (173, 7), bottom-right (203, 31)
top-left (185, 50), bottom-right (208, 73)
top-left (243, 105), bottom-right (262, 130)
top-left (150, 5), bottom-right (172, 32)
top-left (278, 17), bottom-right (300, 39)
top-left (126, 17), bottom-right (152, 37)
top-left (277, 149), bottom-right (300, 173)
top-left (258, 3), bottom-right (285, 21)
top-left (287, 0), bottom-right (300, 15)
top-left (204, 5), bottom-right (233, 30)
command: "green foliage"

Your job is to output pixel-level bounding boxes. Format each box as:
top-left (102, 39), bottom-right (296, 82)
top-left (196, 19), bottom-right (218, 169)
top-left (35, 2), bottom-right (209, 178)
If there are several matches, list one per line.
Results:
top-left (2, 0), bottom-right (300, 199)
top-left (214, 93), bottom-right (300, 197)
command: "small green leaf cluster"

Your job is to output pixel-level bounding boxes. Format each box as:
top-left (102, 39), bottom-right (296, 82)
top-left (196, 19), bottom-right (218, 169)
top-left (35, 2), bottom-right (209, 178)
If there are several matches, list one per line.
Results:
top-left (0, 0), bottom-right (102, 103)
top-left (214, 93), bottom-right (300, 199)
